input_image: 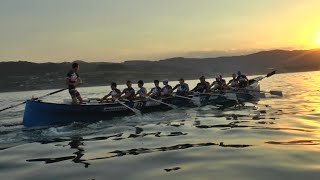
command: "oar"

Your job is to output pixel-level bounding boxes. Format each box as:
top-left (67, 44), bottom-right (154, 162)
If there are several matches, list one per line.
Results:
top-left (0, 88), bottom-right (68, 112)
top-left (239, 89), bottom-right (283, 97)
top-left (249, 70), bottom-right (276, 85)
top-left (147, 97), bottom-right (177, 109)
top-left (173, 94), bottom-right (201, 106)
top-left (266, 70), bottom-right (276, 78)
top-left (115, 100), bottom-right (141, 115)
top-left (200, 92), bottom-right (239, 103)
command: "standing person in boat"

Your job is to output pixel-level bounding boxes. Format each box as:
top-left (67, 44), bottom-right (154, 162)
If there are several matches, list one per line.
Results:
top-left (191, 76), bottom-right (210, 93)
top-left (66, 62), bottom-right (83, 104)
top-left (161, 79), bottom-right (173, 96)
top-left (237, 71), bottom-right (249, 88)
top-left (210, 74), bottom-right (227, 91)
top-left (135, 80), bottom-right (147, 98)
top-left (227, 73), bottom-right (239, 90)
top-left (120, 80), bottom-right (136, 101)
top-left (171, 78), bottom-right (189, 96)
top-left (147, 80), bottom-right (162, 98)
top-left (100, 82), bottom-right (121, 102)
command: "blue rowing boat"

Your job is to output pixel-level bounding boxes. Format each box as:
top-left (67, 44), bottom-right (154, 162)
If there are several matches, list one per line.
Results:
top-left (23, 76), bottom-right (264, 127)
top-left (23, 96), bottom-right (198, 127)
top-left (22, 93), bottom-right (248, 128)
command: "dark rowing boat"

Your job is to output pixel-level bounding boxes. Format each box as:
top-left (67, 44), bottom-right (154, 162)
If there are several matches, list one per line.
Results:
top-left (23, 76), bottom-right (266, 127)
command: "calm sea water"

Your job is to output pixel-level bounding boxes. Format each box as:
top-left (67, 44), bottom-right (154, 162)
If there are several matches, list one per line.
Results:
top-left (1, 71), bottom-right (320, 180)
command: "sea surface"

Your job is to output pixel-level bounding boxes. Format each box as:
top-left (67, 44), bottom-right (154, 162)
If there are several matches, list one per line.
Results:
top-left (1, 71), bottom-right (320, 180)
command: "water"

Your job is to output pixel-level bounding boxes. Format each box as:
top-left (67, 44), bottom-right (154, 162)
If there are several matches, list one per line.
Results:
top-left (1, 71), bottom-right (320, 180)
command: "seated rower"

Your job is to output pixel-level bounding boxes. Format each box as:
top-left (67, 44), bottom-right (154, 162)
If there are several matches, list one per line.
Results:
top-left (191, 76), bottom-right (210, 93)
top-left (161, 79), bottom-right (172, 96)
top-left (227, 73), bottom-right (239, 90)
top-left (147, 80), bottom-right (162, 98)
top-left (120, 80), bottom-right (135, 101)
top-left (172, 78), bottom-right (189, 96)
top-left (237, 71), bottom-right (249, 88)
top-left (100, 82), bottom-right (121, 102)
top-left (210, 74), bottom-right (227, 91)
top-left (135, 80), bottom-right (147, 98)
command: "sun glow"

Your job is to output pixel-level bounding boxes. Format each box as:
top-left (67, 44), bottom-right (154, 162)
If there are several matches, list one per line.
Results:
top-left (315, 33), bottom-right (320, 46)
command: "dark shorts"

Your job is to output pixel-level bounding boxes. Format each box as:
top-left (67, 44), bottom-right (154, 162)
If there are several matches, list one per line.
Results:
top-left (69, 89), bottom-right (80, 98)
top-left (238, 82), bottom-right (247, 88)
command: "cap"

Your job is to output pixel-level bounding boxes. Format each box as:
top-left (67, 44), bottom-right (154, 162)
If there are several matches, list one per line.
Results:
top-left (162, 79), bottom-right (169, 83)
top-left (215, 74), bottom-right (222, 79)
top-left (178, 78), bottom-right (184, 81)
top-left (199, 76), bottom-right (205, 80)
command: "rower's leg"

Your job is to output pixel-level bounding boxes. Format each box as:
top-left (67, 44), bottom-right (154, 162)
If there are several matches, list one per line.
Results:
top-left (77, 94), bottom-right (83, 104)
top-left (72, 97), bottom-right (79, 105)
top-left (69, 89), bottom-right (80, 104)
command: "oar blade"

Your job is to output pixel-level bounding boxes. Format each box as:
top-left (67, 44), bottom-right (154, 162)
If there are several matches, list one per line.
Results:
top-left (266, 70), bottom-right (276, 77)
top-left (269, 91), bottom-right (283, 97)
top-left (192, 97), bottom-right (201, 106)
top-left (225, 93), bottom-right (239, 103)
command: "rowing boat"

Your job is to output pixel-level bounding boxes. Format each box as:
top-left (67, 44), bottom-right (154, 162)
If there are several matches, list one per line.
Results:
top-left (22, 75), bottom-right (266, 127)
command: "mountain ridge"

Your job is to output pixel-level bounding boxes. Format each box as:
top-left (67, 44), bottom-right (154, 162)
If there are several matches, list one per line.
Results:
top-left (1, 49), bottom-right (320, 92)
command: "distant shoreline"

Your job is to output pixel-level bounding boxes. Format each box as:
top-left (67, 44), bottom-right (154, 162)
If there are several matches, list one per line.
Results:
top-left (1, 49), bottom-right (320, 93)
top-left (0, 70), bottom-right (317, 94)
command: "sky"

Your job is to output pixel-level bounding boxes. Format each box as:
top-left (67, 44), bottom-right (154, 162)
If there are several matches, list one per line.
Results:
top-left (1, 0), bottom-right (320, 62)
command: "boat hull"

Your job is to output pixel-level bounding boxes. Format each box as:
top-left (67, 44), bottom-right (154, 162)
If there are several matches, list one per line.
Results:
top-left (23, 81), bottom-right (262, 127)
top-left (23, 97), bottom-right (191, 127)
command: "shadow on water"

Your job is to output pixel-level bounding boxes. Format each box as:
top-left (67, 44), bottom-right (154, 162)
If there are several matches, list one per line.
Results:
top-left (27, 137), bottom-right (90, 168)
top-left (266, 140), bottom-right (320, 145)
top-left (26, 137), bottom-right (252, 168)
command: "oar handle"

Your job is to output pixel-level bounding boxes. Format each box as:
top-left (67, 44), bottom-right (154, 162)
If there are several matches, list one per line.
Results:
top-left (147, 97), bottom-right (177, 109)
top-left (37, 88), bottom-right (68, 99)
top-left (173, 94), bottom-right (192, 100)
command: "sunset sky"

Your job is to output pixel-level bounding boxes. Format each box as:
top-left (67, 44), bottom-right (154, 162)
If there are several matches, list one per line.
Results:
top-left (1, 0), bottom-right (320, 62)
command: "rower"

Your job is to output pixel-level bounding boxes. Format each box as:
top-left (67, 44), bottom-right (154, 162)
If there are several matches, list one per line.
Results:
top-left (172, 78), bottom-right (189, 96)
top-left (210, 74), bottom-right (227, 91)
top-left (135, 80), bottom-right (147, 98)
top-left (227, 73), bottom-right (239, 90)
top-left (191, 76), bottom-right (210, 93)
top-left (120, 80), bottom-right (136, 101)
top-left (147, 80), bottom-right (162, 98)
top-left (100, 82), bottom-right (121, 102)
top-left (237, 71), bottom-right (249, 88)
top-left (161, 79), bottom-right (172, 96)
top-left (66, 62), bottom-right (83, 104)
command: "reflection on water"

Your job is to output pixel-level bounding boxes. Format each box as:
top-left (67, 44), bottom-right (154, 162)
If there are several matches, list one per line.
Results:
top-left (2, 71), bottom-right (320, 179)
top-left (27, 137), bottom-right (90, 168)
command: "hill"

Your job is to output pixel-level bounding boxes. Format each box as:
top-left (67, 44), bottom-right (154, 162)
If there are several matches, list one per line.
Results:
top-left (1, 49), bottom-right (320, 92)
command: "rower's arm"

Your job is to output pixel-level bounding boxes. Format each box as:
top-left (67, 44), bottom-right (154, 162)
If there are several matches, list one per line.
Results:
top-left (101, 93), bottom-right (111, 100)
top-left (185, 84), bottom-right (190, 92)
top-left (209, 82), bottom-right (215, 88)
top-left (205, 84), bottom-right (211, 93)
top-left (101, 95), bottom-right (108, 100)
top-left (190, 85), bottom-right (198, 92)
top-left (171, 85), bottom-right (178, 92)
